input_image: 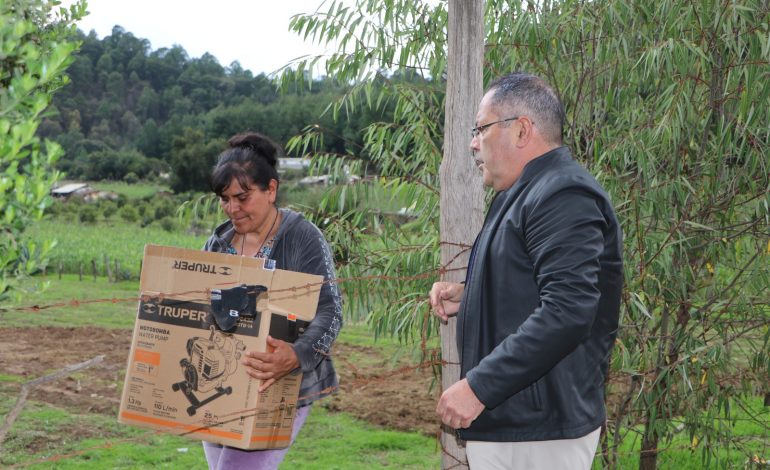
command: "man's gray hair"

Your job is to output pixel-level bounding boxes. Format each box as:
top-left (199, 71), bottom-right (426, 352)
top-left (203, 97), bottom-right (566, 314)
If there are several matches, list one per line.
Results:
top-left (487, 73), bottom-right (565, 145)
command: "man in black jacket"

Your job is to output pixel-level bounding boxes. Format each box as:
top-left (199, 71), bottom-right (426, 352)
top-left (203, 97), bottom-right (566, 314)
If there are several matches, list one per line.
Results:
top-left (430, 72), bottom-right (623, 469)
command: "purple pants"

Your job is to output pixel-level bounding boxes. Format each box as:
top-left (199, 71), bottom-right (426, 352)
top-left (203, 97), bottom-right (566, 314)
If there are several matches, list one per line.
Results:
top-left (202, 405), bottom-right (311, 470)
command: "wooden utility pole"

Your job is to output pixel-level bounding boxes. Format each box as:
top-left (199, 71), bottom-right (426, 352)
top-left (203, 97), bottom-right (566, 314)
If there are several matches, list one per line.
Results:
top-left (439, 1), bottom-right (485, 468)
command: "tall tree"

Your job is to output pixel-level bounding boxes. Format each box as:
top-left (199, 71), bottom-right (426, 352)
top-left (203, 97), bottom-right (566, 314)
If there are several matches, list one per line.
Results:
top-left (0, 0), bottom-right (86, 299)
top-left (284, 0), bottom-right (769, 468)
top-left (437, 2), bottom-right (485, 468)
top-left (283, 0), bottom-right (449, 346)
top-left (169, 128), bottom-right (223, 193)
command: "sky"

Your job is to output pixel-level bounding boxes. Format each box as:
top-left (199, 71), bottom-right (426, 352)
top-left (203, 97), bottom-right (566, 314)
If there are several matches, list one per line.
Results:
top-left (63, 0), bottom-right (338, 76)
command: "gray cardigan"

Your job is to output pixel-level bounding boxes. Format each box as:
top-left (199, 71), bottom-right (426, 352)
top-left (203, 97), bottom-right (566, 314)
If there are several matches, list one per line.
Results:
top-left (203, 208), bottom-right (342, 407)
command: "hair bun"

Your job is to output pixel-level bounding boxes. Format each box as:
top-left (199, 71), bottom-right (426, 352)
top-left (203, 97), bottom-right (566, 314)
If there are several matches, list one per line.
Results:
top-left (227, 132), bottom-right (281, 167)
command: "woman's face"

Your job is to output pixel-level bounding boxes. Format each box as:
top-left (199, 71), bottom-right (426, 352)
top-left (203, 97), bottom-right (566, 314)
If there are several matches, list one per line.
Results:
top-left (218, 177), bottom-right (277, 234)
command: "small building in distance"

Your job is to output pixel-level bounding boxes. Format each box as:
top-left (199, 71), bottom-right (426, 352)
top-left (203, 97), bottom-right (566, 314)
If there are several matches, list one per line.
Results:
top-left (51, 182), bottom-right (92, 199)
top-left (51, 182), bottom-right (118, 202)
top-left (278, 158), bottom-right (311, 172)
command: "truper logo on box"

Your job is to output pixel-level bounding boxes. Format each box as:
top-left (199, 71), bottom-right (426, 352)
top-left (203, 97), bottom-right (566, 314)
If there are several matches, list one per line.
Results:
top-left (171, 259), bottom-right (233, 276)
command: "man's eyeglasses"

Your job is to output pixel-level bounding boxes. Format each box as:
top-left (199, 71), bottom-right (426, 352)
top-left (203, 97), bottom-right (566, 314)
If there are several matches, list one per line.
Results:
top-left (471, 116), bottom-right (521, 138)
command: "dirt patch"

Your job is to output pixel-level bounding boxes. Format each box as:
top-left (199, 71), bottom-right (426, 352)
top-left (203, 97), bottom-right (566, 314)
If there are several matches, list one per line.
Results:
top-left (0, 326), bottom-right (439, 436)
top-left (322, 343), bottom-right (440, 436)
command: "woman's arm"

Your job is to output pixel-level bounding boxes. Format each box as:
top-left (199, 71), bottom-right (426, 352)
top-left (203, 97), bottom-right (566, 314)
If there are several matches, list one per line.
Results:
top-left (286, 221), bottom-right (343, 372)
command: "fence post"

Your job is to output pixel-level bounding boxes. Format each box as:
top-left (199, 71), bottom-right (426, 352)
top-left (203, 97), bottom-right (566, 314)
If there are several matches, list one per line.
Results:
top-left (58, 262), bottom-right (63, 280)
top-left (91, 259), bottom-right (96, 281)
top-left (104, 254), bottom-right (112, 282)
top-left (438, 2), bottom-right (485, 468)
top-left (115, 259), bottom-right (120, 282)
top-left (79, 262), bottom-right (83, 282)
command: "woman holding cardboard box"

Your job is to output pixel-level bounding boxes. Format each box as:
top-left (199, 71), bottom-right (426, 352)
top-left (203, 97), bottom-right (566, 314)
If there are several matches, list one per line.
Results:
top-left (201, 132), bottom-right (342, 469)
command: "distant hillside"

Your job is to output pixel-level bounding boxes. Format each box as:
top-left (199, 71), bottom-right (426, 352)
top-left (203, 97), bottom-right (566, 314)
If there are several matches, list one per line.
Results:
top-left (39, 26), bottom-right (405, 192)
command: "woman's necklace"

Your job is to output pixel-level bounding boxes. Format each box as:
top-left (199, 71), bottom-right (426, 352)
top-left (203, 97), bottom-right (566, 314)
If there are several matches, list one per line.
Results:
top-left (240, 208), bottom-right (279, 257)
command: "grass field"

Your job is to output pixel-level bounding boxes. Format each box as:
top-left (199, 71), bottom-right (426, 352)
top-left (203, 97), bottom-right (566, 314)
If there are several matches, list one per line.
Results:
top-left (0, 402), bottom-right (437, 469)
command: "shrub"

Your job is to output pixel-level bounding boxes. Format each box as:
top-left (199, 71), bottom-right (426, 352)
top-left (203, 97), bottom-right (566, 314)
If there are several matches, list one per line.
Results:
top-left (44, 201), bottom-right (64, 217)
top-left (158, 216), bottom-right (177, 232)
top-left (119, 205), bottom-right (139, 223)
top-left (98, 200), bottom-right (118, 219)
top-left (152, 198), bottom-right (176, 219)
top-left (78, 205), bottom-right (98, 224)
top-left (123, 172), bottom-right (139, 184)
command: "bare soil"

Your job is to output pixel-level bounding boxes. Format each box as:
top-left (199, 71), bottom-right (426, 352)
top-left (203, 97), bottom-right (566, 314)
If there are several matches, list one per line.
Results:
top-left (0, 326), bottom-right (439, 438)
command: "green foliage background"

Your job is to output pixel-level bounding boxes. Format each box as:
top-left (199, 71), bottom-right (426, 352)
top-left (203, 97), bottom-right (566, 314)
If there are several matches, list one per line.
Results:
top-left (282, 0), bottom-right (770, 468)
top-left (0, 0), bottom-right (86, 300)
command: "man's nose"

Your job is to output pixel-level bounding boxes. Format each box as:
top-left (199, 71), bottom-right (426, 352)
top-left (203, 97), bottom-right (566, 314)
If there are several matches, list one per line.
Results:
top-left (470, 135), bottom-right (480, 154)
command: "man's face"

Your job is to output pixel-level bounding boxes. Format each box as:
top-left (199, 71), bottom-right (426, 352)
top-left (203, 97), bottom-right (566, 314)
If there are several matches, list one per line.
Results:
top-left (470, 92), bottom-right (520, 191)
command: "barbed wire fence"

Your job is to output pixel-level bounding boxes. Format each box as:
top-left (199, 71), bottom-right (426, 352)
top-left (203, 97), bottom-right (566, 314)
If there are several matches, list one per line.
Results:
top-left (1, 262), bottom-right (768, 468)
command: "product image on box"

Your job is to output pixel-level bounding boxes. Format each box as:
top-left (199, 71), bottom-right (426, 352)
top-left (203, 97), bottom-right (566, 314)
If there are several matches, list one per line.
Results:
top-left (173, 326), bottom-right (245, 416)
top-left (173, 284), bottom-right (268, 415)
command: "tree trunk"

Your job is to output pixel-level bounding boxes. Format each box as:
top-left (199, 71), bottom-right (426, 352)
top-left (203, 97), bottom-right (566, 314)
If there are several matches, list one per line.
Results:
top-left (439, 1), bottom-right (485, 468)
top-left (639, 432), bottom-right (659, 470)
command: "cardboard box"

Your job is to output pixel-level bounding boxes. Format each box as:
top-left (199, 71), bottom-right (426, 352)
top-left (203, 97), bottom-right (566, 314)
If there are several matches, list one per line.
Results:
top-left (118, 244), bottom-right (321, 450)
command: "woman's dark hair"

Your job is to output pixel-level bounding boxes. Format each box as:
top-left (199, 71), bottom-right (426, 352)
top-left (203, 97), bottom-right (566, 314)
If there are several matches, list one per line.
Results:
top-left (210, 132), bottom-right (282, 196)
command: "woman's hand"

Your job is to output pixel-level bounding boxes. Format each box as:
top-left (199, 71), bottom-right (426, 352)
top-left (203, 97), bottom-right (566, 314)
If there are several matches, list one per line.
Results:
top-left (241, 336), bottom-right (300, 392)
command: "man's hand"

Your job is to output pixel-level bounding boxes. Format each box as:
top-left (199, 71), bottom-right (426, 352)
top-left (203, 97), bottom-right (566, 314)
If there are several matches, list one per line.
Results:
top-left (429, 282), bottom-right (465, 321)
top-left (436, 378), bottom-right (485, 429)
top-left (241, 335), bottom-right (300, 392)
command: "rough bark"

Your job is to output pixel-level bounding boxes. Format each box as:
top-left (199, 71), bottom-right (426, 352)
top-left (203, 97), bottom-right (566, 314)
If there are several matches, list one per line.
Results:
top-left (439, 1), bottom-right (486, 468)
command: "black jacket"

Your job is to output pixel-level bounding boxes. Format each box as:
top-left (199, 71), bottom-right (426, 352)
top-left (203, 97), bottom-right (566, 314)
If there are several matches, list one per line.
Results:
top-left (459, 146), bottom-right (623, 442)
top-left (204, 208), bottom-right (342, 407)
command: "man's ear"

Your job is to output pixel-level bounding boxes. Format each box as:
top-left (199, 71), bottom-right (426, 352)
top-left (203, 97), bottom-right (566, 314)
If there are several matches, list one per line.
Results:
top-left (514, 119), bottom-right (532, 147)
